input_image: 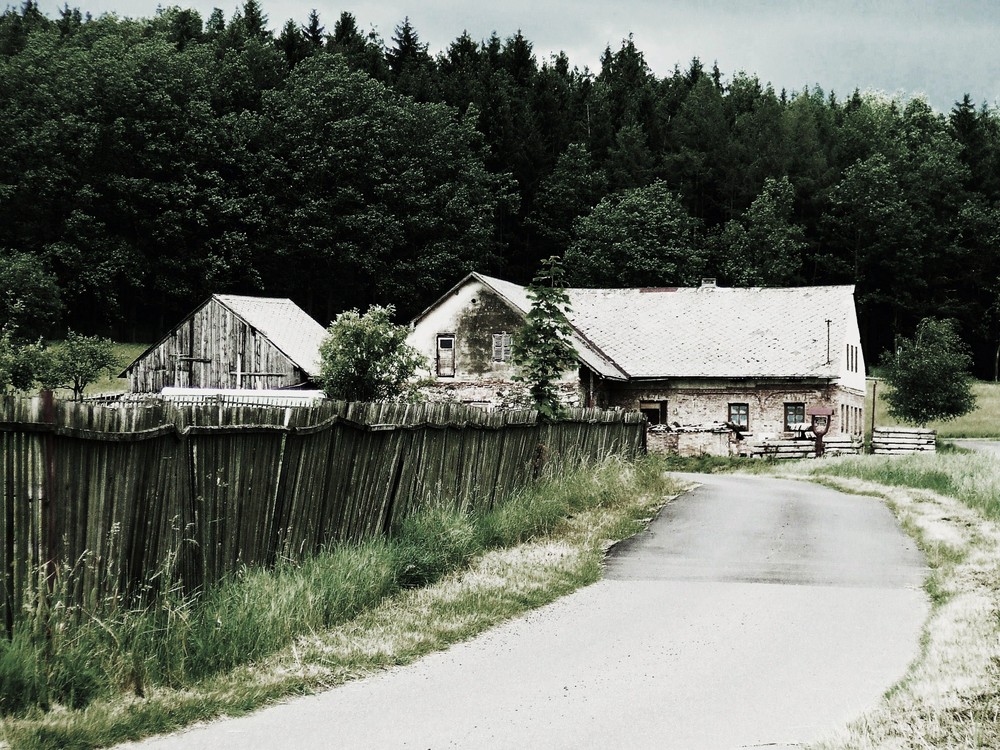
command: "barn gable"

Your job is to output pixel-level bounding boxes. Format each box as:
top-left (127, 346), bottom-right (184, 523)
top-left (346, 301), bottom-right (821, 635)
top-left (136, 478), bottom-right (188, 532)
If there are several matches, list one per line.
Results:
top-left (122, 295), bottom-right (327, 393)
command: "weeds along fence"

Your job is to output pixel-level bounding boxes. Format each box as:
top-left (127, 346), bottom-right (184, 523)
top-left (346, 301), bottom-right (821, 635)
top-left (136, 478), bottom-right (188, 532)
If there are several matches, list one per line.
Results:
top-left (0, 394), bottom-right (644, 629)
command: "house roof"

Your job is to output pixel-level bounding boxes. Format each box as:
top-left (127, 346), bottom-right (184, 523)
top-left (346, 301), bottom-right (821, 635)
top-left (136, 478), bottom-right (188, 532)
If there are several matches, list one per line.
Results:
top-left (213, 295), bottom-right (327, 375)
top-left (472, 274), bottom-right (856, 380)
top-left (470, 274), bottom-right (628, 380)
top-left (122, 295), bottom-right (327, 377)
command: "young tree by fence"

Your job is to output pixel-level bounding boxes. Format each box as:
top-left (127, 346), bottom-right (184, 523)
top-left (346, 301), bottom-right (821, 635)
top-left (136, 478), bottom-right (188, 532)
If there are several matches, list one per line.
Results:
top-left (318, 305), bottom-right (425, 401)
top-left (512, 256), bottom-right (578, 420)
top-left (38, 331), bottom-right (121, 401)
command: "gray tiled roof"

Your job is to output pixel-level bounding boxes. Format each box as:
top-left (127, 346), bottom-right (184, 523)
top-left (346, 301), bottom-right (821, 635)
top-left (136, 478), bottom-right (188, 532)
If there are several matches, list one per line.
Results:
top-left (476, 275), bottom-right (854, 380)
top-left (473, 275), bottom-right (628, 380)
top-left (215, 295), bottom-right (327, 376)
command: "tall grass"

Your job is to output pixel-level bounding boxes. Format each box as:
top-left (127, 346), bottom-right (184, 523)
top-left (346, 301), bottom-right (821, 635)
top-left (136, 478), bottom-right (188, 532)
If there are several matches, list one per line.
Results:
top-left (806, 450), bottom-right (1000, 520)
top-left (0, 455), bottom-right (676, 720)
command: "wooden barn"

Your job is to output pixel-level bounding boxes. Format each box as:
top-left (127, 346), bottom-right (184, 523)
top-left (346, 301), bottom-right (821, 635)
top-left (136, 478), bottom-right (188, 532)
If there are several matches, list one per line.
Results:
top-left (122, 295), bottom-right (327, 392)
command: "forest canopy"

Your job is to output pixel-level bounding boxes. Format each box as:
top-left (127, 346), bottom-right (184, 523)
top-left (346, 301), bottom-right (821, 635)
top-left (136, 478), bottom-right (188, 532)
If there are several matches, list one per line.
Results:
top-left (2, 0), bottom-right (1000, 376)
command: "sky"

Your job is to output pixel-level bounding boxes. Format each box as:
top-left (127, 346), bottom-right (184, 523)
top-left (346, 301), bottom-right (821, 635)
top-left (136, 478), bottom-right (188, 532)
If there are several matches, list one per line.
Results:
top-left (31, 0), bottom-right (1000, 112)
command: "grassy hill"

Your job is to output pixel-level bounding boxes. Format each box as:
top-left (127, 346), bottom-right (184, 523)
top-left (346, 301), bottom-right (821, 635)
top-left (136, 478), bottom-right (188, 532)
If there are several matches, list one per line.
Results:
top-left (867, 379), bottom-right (1000, 439)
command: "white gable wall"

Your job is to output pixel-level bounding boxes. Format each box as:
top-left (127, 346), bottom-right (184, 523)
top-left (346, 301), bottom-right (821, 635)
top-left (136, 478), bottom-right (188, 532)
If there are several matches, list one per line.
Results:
top-left (407, 278), bottom-right (579, 402)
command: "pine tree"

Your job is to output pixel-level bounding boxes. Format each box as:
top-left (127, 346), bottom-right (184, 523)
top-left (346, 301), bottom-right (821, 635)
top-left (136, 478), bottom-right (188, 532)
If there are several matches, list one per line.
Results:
top-left (386, 17), bottom-right (436, 100)
top-left (302, 9), bottom-right (324, 49)
top-left (240, 0), bottom-right (268, 41)
top-left (512, 256), bottom-right (578, 420)
top-left (277, 18), bottom-right (307, 67)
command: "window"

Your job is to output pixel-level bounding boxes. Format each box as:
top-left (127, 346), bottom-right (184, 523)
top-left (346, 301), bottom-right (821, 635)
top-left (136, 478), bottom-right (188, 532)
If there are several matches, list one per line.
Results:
top-left (639, 400), bottom-right (668, 425)
top-left (846, 344), bottom-right (861, 373)
top-left (784, 403), bottom-right (805, 431)
top-left (728, 403), bottom-right (749, 429)
top-left (492, 332), bottom-right (513, 362)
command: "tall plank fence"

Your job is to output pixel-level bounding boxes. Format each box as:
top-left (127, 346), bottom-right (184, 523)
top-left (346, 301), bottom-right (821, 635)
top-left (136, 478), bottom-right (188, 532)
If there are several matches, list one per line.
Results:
top-left (0, 394), bottom-right (644, 630)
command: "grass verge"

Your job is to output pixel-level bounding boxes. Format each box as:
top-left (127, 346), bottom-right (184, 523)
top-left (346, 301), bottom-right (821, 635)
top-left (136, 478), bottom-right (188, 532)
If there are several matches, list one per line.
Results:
top-left (768, 452), bottom-right (1000, 749)
top-left (0, 455), bottom-right (684, 750)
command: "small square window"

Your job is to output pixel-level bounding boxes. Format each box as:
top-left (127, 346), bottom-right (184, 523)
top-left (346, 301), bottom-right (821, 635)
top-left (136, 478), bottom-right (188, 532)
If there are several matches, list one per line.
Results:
top-left (784, 403), bottom-right (805, 430)
top-left (728, 403), bottom-right (749, 429)
top-left (492, 332), bottom-right (512, 362)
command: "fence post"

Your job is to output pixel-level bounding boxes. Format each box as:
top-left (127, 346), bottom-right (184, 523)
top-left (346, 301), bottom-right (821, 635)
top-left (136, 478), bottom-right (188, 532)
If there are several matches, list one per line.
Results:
top-left (41, 389), bottom-right (57, 592)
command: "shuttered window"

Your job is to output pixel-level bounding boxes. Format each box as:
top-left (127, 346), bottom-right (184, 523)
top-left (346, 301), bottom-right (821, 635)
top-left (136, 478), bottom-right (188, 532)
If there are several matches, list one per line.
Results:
top-left (492, 332), bottom-right (512, 362)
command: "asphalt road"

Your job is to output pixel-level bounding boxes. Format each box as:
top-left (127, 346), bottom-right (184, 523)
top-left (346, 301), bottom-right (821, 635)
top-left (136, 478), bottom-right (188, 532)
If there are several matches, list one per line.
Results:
top-left (119, 474), bottom-right (928, 750)
top-left (950, 438), bottom-right (1000, 456)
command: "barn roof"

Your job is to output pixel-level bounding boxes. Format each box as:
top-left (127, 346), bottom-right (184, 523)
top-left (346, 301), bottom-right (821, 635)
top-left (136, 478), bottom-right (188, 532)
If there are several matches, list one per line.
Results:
top-left (122, 295), bottom-right (327, 378)
top-left (212, 295), bottom-right (327, 375)
top-left (471, 274), bottom-right (856, 380)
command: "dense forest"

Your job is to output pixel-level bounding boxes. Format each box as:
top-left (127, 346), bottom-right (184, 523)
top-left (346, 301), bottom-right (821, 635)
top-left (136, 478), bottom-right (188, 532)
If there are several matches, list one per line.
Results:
top-left (2, 0), bottom-right (1000, 376)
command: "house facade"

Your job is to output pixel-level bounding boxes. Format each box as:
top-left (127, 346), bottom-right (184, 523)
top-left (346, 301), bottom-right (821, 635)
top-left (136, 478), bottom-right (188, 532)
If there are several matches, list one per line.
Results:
top-left (408, 274), bottom-right (866, 455)
top-left (122, 295), bottom-right (327, 392)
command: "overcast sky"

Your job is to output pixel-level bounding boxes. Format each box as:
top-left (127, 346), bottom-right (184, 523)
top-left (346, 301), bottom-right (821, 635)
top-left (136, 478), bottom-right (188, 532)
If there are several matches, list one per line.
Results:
top-left (31, 0), bottom-right (1000, 111)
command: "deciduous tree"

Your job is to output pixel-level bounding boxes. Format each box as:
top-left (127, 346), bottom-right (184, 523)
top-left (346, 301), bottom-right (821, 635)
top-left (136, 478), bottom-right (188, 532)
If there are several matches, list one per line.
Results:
top-left (879, 317), bottom-right (976, 426)
top-left (566, 181), bottom-right (704, 286)
top-left (0, 328), bottom-right (44, 394)
top-left (318, 305), bottom-right (425, 402)
top-left (715, 176), bottom-right (805, 286)
top-left (38, 330), bottom-right (121, 401)
top-left (0, 249), bottom-right (62, 339)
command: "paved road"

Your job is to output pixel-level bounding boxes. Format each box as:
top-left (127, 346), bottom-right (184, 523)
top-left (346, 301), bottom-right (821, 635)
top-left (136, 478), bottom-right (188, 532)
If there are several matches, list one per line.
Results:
top-left (119, 474), bottom-right (928, 750)
top-left (950, 438), bottom-right (1000, 456)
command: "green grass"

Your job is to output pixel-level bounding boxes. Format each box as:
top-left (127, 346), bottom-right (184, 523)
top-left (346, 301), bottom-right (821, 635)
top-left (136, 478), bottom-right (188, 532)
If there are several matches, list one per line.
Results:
top-left (86, 342), bottom-right (145, 396)
top-left (799, 449), bottom-right (1000, 521)
top-left (866, 379), bottom-right (1000, 439)
top-left (0, 455), bottom-right (683, 750)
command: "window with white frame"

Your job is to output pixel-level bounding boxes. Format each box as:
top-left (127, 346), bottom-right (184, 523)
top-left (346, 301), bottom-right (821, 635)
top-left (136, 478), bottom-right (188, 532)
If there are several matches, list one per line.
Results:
top-left (784, 402), bottom-right (806, 430)
top-left (728, 403), bottom-right (749, 429)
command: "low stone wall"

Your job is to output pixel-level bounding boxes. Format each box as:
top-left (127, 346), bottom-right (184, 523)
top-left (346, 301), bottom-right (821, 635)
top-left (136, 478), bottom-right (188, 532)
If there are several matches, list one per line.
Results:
top-left (646, 429), bottom-right (679, 454)
top-left (417, 380), bottom-right (581, 410)
top-left (677, 430), bottom-right (734, 457)
top-left (646, 426), bottom-right (738, 456)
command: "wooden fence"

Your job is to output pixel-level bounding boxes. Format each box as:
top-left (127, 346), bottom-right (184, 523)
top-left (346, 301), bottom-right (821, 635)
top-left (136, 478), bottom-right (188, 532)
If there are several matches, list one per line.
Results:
top-left (0, 395), bottom-right (644, 629)
top-left (749, 435), bottom-right (864, 459)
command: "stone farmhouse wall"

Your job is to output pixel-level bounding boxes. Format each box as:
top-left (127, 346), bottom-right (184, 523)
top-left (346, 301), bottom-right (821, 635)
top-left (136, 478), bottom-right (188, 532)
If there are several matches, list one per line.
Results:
top-left (600, 377), bottom-right (865, 444)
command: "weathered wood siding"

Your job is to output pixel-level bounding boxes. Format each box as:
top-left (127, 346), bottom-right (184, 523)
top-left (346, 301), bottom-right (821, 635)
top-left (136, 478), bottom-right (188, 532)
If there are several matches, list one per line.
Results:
top-left (0, 395), bottom-right (645, 629)
top-left (126, 298), bottom-right (306, 392)
top-left (872, 427), bottom-right (936, 454)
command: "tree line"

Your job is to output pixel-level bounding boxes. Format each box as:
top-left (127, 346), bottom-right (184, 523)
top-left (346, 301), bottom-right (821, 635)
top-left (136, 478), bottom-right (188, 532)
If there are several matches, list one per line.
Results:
top-left (2, 0), bottom-right (999, 377)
